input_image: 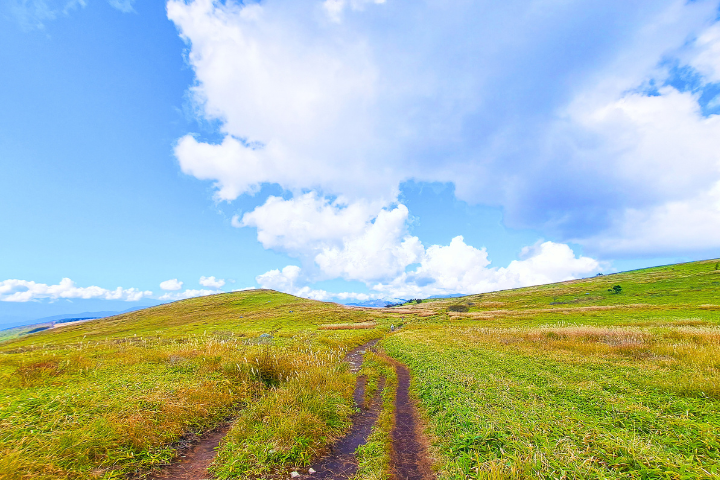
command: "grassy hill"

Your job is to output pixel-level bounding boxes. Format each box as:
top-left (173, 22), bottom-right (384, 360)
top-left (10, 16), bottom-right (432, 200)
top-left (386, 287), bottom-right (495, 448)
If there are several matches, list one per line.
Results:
top-left (0, 290), bottom-right (390, 479)
top-left (384, 258), bottom-right (720, 478)
top-left (1, 260), bottom-right (719, 479)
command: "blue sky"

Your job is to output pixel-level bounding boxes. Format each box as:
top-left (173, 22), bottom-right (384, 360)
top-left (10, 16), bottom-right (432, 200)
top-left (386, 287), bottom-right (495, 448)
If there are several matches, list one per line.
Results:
top-left (2, 0), bottom-right (720, 327)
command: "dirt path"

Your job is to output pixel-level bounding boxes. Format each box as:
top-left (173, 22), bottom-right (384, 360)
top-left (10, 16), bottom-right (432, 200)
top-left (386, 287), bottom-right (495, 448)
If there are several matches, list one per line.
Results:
top-left (147, 423), bottom-right (233, 480)
top-left (297, 376), bottom-right (385, 479)
top-left (147, 339), bottom-right (382, 480)
top-left (344, 339), bottom-right (380, 373)
top-left (386, 357), bottom-right (435, 480)
top-left (295, 339), bottom-right (384, 479)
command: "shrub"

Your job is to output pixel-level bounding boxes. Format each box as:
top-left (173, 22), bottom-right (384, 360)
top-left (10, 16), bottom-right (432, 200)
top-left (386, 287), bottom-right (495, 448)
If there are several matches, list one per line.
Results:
top-left (448, 305), bottom-right (469, 313)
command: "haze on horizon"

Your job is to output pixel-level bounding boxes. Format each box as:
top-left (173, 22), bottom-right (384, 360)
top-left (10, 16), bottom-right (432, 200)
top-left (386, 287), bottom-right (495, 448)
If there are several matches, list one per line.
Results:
top-left (1, 0), bottom-right (720, 327)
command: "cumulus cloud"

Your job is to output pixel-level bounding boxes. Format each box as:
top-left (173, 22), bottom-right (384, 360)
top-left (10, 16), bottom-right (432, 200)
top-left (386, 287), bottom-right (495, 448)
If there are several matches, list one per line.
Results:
top-left (199, 276), bottom-right (225, 288)
top-left (244, 187), bottom-right (601, 299)
top-left (158, 289), bottom-right (217, 301)
top-left (0, 278), bottom-right (152, 302)
top-left (243, 193), bottom-right (430, 285)
top-left (241, 193), bottom-right (422, 282)
top-left (256, 236), bottom-right (599, 301)
top-left (160, 278), bottom-right (183, 291)
top-left (241, 193), bottom-right (380, 254)
top-left (371, 239), bottom-right (600, 298)
top-left (168, 0), bottom-right (720, 258)
top-left (256, 265), bottom-right (331, 300)
top-left (313, 205), bottom-right (423, 283)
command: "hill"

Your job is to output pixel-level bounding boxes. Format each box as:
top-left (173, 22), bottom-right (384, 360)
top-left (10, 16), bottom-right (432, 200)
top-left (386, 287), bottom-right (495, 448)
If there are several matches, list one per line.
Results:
top-left (1, 260), bottom-right (719, 479)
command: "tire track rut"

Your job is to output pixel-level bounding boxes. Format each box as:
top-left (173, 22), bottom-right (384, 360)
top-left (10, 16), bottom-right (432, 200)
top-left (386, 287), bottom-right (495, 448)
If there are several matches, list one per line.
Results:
top-left (386, 356), bottom-right (435, 480)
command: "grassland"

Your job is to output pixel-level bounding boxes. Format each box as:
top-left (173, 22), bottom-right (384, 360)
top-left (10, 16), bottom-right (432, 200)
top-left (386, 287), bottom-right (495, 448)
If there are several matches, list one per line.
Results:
top-left (0, 290), bottom-right (389, 479)
top-left (0, 324), bottom-right (53, 344)
top-left (1, 259), bottom-right (718, 479)
top-left (383, 258), bottom-right (720, 479)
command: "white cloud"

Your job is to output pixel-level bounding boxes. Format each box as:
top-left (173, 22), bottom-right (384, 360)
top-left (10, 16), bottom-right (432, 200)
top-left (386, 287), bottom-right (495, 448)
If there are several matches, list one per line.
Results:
top-left (372, 239), bottom-right (600, 298)
top-left (256, 237), bottom-right (599, 301)
top-left (321, 0), bottom-right (385, 23)
top-left (246, 190), bottom-right (601, 299)
top-left (241, 193), bottom-right (379, 253)
top-left (0, 278), bottom-right (152, 303)
top-left (168, 0), bottom-right (391, 202)
top-left (6, 0), bottom-right (86, 29)
top-left (169, 0), bottom-right (720, 261)
top-left (108, 0), bottom-right (135, 13)
top-left (158, 288), bottom-right (218, 301)
top-left (689, 23), bottom-right (720, 83)
top-left (256, 265), bottom-right (302, 291)
top-left (580, 181), bottom-right (720, 256)
top-left (256, 265), bottom-right (331, 300)
top-left (243, 194), bottom-right (423, 283)
top-left (232, 286), bottom-right (256, 292)
top-left (199, 275), bottom-right (225, 288)
top-left (159, 278), bottom-right (183, 291)
top-left (314, 204), bottom-right (423, 283)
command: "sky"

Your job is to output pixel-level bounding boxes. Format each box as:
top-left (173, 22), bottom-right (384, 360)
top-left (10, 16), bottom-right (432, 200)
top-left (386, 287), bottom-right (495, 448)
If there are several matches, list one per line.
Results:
top-left (2, 0), bottom-right (720, 327)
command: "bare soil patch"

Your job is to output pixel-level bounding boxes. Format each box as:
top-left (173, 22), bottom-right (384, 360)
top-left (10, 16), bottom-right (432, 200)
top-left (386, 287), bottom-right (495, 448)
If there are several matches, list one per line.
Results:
top-left (147, 423), bottom-right (233, 480)
top-left (386, 357), bottom-right (435, 480)
top-left (295, 376), bottom-right (386, 479)
top-left (147, 339), bottom-right (382, 480)
top-left (292, 338), bottom-right (383, 479)
top-left (344, 338), bottom-right (380, 373)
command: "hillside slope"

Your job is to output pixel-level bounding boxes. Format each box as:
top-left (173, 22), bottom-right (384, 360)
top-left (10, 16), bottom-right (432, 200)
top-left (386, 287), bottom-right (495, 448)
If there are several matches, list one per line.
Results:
top-left (382, 258), bottom-right (720, 478)
top-left (0, 290), bottom-right (388, 479)
top-left (1, 260), bottom-right (718, 479)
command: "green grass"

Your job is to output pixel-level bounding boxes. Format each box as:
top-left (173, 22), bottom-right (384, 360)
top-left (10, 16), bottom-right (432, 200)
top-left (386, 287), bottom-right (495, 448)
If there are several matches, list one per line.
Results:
top-left (0, 324), bottom-right (53, 344)
top-left (0, 290), bottom-right (389, 479)
top-left (2, 260), bottom-right (719, 479)
top-left (381, 258), bottom-right (720, 479)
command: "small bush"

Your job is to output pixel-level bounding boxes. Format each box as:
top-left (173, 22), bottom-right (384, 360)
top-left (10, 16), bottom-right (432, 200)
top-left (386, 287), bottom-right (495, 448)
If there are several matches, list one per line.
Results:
top-left (448, 305), bottom-right (469, 313)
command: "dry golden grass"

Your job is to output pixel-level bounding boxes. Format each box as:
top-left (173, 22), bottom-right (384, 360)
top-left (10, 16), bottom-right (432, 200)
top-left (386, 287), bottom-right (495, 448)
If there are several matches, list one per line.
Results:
top-left (0, 290), bottom-right (388, 479)
top-left (318, 322), bottom-right (378, 330)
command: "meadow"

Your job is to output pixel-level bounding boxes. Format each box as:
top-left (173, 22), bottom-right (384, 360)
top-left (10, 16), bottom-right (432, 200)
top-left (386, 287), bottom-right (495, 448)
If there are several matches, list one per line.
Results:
top-left (0, 291), bottom-right (389, 479)
top-left (383, 258), bottom-right (720, 479)
top-left (0, 259), bottom-right (718, 479)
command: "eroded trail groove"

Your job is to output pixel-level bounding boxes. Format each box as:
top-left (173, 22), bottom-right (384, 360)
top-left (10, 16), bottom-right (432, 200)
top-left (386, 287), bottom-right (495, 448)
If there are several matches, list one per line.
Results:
top-left (148, 339), bottom-right (382, 480)
top-left (297, 338), bottom-right (384, 479)
top-left (148, 423), bottom-right (232, 480)
top-left (388, 358), bottom-right (435, 480)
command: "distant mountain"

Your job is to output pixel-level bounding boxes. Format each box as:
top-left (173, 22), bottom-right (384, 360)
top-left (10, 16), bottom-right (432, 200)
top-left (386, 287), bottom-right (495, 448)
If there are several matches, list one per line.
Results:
top-left (1, 306), bottom-right (150, 332)
top-left (344, 298), bottom-right (408, 308)
top-left (0, 299), bottom-right (161, 330)
top-left (428, 293), bottom-right (466, 299)
top-left (34, 306), bottom-right (148, 324)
